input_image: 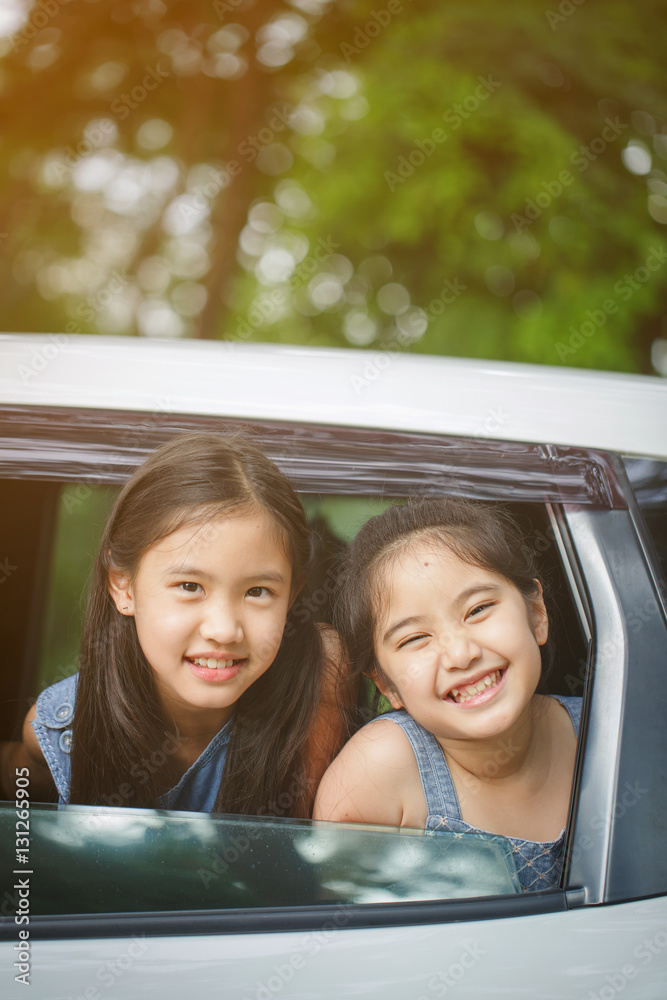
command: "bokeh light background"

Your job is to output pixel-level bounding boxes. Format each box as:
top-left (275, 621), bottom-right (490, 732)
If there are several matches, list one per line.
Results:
top-left (1, 0), bottom-right (665, 373)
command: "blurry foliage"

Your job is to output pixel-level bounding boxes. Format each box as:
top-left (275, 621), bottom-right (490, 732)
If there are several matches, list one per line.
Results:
top-left (0, 0), bottom-right (666, 371)
top-left (38, 483), bottom-right (118, 689)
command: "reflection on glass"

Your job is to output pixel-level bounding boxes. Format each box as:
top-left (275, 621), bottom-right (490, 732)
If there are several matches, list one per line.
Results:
top-left (0, 803), bottom-right (519, 916)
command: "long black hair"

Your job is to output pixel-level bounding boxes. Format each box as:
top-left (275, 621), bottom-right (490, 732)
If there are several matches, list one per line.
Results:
top-left (70, 432), bottom-right (322, 816)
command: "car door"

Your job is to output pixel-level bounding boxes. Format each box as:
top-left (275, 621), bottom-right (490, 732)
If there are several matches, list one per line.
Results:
top-left (1, 405), bottom-right (666, 1000)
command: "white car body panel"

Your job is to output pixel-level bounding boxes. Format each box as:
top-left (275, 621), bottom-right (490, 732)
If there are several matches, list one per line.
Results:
top-left (1, 334), bottom-right (666, 457)
top-left (3, 896), bottom-right (667, 1000)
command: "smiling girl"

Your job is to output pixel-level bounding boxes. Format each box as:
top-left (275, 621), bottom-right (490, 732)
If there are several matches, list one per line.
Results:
top-left (314, 497), bottom-right (581, 890)
top-left (1, 433), bottom-right (341, 816)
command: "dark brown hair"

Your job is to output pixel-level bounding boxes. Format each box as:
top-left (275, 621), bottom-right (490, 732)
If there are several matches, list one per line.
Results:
top-left (70, 432), bottom-right (322, 816)
top-left (335, 496), bottom-right (550, 713)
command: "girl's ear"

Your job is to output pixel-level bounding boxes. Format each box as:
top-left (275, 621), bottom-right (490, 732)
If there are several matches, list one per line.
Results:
top-left (530, 580), bottom-right (549, 646)
top-left (371, 668), bottom-right (404, 711)
top-left (108, 567), bottom-right (134, 616)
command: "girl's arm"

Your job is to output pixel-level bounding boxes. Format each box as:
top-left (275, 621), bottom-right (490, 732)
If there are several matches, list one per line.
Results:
top-left (313, 718), bottom-right (415, 827)
top-left (0, 704), bottom-right (56, 800)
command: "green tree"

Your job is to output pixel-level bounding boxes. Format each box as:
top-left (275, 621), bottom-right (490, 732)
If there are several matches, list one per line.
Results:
top-left (1, 0), bottom-right (665, 372)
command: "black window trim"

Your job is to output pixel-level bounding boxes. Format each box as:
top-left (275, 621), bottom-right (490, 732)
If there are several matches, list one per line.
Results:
top-left (0, 891), bottom-right (568, 942)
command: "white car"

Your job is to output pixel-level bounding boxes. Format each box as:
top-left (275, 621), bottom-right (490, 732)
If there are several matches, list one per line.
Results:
top-left (1, 333), bottom-right (666, 999)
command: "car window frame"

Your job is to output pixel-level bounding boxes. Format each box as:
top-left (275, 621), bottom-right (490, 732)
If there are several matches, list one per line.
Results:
top-left (2, 403), bottom-right (659, 942)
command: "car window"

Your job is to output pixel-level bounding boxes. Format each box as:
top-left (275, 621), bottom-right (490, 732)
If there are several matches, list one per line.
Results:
top-left (0, 804), bottom-right (520, 917)
top-left (0, 416), bottom-right (599, 925)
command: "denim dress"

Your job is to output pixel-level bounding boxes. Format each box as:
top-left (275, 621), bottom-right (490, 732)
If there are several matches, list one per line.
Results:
top-left (382, 695), bottom-right (582, 892)
top-left (31, 673), bottom-right (233, 811)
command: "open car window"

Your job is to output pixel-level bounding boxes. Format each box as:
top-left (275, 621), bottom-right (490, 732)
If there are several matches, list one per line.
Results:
top-left (9, 408), bottom-right (654, 933)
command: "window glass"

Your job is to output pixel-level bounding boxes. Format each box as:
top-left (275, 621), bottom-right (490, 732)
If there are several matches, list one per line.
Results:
top-left (0, 803), bottom-right (520, 916)
top-left (623, 457), bottom-right (667, 594)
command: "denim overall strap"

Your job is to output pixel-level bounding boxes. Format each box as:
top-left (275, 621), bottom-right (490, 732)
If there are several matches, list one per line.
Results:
top-left (381, 709), bottom-right (462, 819)
top-left (160, 716), bottom-right (234, 812)
top-left (553, 694), bottom-right (582, 736)
top-left (32, 672), bottom-right (234, 812)
top-left (32, 673), bottom-right (78, 804)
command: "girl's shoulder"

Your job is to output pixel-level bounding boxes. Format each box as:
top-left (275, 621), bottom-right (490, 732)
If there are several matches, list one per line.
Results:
top-left (320, 710), bottom-right (421, 792)
top-left (34, 673), bottom-right (79, 729)
top-left (313, 712), bottom-right (421, 824)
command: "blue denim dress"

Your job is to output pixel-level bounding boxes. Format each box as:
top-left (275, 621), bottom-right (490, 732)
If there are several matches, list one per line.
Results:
top-left (31, 674), bottom-right (233, 811)
top-left (382, 695), bottom-right (582, 892)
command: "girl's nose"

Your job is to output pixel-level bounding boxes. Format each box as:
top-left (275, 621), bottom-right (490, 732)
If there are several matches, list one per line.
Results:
top-left (438, 629), bottom-right (482, 670)
top-left (200, 601), bottom-right (244, 645)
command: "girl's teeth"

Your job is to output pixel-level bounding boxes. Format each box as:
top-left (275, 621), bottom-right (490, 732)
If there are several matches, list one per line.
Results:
top-left (192, 657), bottom-right (235, 669)
top-left (449, 670), bottom-right (500, 702)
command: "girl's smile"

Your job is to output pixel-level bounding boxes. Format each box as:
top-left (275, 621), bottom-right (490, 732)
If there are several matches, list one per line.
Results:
top-left (442, 665), bottom-right (508, 706)
top-left (109, 508), bottom-right (293, 732)
top-left (375, 538), bottom-right (548, 745)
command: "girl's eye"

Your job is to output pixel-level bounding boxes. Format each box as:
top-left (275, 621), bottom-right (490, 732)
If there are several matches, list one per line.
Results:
top-left (397, 634), bottom-right (428, 649)
top-left (246, 586), bottom-right (271, 598)
top-left (178, 582), bottom-right (202, 593)
top-left (467, 601), bottom-right (494, 619)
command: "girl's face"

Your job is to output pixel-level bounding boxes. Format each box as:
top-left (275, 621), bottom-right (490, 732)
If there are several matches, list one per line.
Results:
top-left (109, 509), bottom-right (293, 730)
top-left (373, 537), bottom-right (548, 745)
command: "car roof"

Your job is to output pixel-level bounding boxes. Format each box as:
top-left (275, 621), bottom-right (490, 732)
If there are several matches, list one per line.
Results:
top-left (1, 333), bottom-right (666, 458)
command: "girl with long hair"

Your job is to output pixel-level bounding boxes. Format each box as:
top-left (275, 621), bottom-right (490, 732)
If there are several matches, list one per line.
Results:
top-left (2, 432), bottom-right (339, 817)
